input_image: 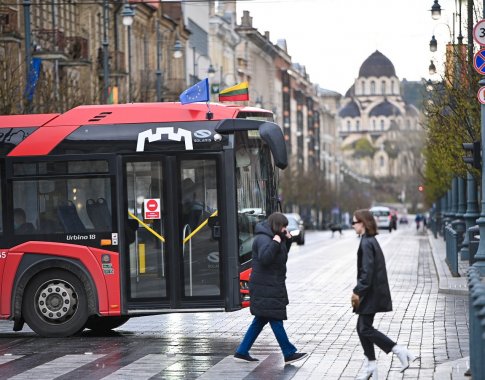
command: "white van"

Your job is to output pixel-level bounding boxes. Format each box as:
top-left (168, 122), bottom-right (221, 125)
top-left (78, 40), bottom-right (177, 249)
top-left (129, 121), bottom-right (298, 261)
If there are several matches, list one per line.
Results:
top-left (370, 206), bottom-right (391, 229)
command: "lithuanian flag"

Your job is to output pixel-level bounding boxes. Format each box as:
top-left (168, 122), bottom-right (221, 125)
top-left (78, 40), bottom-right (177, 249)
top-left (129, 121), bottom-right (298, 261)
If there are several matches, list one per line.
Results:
top-left (219, 81), bottom-right (249, 102)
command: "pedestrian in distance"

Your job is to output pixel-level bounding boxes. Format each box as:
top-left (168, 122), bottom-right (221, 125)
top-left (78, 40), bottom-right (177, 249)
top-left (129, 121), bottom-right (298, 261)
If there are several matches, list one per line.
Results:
top-left (351, 209), bottom-right (418, 379)
top-left (234, 212), bottom-right (308, 366)
top-left (415, 213), bottom-right (422, 231)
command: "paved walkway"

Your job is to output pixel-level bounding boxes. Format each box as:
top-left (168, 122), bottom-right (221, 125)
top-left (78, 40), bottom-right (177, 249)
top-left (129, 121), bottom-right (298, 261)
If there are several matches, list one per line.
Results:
top-left (426, 230), bottom-right (470, 380)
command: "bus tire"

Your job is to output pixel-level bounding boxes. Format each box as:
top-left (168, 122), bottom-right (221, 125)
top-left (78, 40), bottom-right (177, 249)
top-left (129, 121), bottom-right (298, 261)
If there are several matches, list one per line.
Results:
top-left (22, 269), bottom-right (89, 337)
top-left (85, 316), bottom-right (130, 333)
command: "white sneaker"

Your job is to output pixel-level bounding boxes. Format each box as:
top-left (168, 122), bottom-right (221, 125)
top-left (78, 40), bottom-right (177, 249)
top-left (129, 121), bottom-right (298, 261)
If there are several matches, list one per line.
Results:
top-left (356, 360), bottom-right (378, 380)
top-left (392, 345), bottom-right (418, 373)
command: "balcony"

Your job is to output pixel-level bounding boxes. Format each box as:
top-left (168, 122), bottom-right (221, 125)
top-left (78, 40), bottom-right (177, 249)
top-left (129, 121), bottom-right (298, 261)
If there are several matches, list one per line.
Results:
top-left (97, 49), bottom-right (126, 77)
top-left (61, 36), bottom-right (90, 66)
top-left (32, 29), bottom-right (68, 60)
top-left (0, 8), bottom-right (22, 43)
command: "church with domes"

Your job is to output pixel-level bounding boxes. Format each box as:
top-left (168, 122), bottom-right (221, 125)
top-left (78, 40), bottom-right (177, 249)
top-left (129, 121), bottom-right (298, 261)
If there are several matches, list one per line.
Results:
top-left (338, 50), bottom-right (422, 179)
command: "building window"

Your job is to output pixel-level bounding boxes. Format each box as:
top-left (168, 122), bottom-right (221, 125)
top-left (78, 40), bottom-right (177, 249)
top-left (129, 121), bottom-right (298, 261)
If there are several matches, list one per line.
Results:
top-left (361, 80), bottom-right (366, 95)
top-left (380, 156), bottom-right (384, 167)
top-left (380, 120), bottom-right (385, 130)
top-left (347, 120), bottom-right (351, 131)
top-left (356, 120), bottom-right (360, 131)
top-left (381, 80), bottom-right (386, 95)
top-left (372, 119), bottom-right (376, 130)
top-left (370, 81), bottom-right (376, 95)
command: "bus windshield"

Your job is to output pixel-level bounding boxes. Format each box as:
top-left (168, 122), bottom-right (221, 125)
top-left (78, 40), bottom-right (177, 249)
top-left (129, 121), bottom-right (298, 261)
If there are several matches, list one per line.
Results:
top-left (235, 130), bottom-right (276, 263)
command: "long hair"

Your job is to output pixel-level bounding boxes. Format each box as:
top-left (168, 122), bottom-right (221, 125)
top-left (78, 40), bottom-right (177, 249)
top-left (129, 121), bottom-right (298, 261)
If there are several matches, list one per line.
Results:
top-left (354, 209), bottom-right (378, 236)
top-left (268, 212), bottom-right (288, 235)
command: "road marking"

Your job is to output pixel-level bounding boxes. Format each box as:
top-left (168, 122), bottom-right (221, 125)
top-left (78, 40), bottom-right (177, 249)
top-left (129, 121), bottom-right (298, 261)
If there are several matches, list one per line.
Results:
top-left (0, 355), bottom-right (23, 365)
top-left (8, 354), bottom-right (104, 380)
top-left (197, 355), bottom-right (268, 379)
top-left (101, 354), bottom-right (179, 379)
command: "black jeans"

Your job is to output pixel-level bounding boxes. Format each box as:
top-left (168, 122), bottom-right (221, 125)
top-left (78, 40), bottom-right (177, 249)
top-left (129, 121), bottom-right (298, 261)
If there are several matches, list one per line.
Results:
top-left (357, 314), bottom-right (396, 360)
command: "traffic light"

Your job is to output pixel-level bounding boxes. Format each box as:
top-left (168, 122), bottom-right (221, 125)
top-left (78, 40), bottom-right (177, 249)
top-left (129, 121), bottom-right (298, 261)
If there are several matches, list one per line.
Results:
top-left (462, 141), bottom-right (481, 170)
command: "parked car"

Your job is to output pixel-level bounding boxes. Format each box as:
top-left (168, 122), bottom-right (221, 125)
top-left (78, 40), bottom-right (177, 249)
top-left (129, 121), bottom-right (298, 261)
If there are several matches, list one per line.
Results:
top-left (369, 206), bottom-right (391, 229)
top-left (284, 213), bottom-right (305, 245)
top-left (399, 215), bottom-right (409, 224)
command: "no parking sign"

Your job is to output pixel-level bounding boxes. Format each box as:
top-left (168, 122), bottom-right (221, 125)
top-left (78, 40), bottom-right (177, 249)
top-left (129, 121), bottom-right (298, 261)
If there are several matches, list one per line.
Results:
top-left (144, 198), bottom-right (161, 219)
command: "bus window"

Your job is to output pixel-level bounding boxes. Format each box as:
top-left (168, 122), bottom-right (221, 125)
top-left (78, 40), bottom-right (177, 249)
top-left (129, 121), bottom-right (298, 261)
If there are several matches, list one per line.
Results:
top-left (235, 131), bottom-right (274, 264)
top-left (12, 175), bottom-right (112, 235)
top-left (180, 159), bottom-right (220, 297)
top-left (125, 160), bottom-right (167, 300)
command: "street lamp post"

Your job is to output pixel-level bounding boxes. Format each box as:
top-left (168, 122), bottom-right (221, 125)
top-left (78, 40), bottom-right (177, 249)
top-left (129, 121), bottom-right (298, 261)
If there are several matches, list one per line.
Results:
top-left (23, 0), bottom-right (32, 111)
top-left (122, 3), bottom-right (135, 103)
top-left (472, 1), bottom-right (485, 275)
top-left (102, 0), bottom-right (109, 104)
top-left (156, 21), bottom-right (162, 102)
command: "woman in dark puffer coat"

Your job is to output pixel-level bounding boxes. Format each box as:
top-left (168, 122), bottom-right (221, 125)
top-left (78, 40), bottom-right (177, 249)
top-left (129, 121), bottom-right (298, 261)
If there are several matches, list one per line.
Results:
top-left (234, 212), bottom-right (307, 365)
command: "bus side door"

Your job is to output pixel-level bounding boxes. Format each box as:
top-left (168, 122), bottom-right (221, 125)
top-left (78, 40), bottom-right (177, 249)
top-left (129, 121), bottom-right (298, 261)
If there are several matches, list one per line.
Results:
top-left (121, 155), bottom-right (223, 311)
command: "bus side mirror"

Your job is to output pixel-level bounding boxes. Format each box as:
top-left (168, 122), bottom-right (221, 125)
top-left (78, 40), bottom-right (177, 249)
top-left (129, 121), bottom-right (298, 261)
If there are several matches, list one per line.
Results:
top-left (208, 215), bottom-right (221, 240)
top-left (259, 122), bottom-right (288, 169)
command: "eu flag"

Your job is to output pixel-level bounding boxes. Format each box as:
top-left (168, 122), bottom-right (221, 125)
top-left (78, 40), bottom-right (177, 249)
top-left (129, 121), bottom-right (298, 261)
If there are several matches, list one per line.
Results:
top-left (24, 57), bottom-right (42, 102)
top-left (179, 78), bottom-right (210, 105)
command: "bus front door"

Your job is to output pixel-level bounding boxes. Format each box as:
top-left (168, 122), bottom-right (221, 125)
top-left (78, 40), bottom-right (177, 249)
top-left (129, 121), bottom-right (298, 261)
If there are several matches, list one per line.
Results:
top-left (123, 157), bottom-right (222, 311)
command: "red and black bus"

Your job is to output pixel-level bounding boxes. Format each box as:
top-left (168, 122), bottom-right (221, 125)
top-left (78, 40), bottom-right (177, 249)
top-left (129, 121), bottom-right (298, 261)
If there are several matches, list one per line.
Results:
top-left (0, 103), bottom-right (287, 337)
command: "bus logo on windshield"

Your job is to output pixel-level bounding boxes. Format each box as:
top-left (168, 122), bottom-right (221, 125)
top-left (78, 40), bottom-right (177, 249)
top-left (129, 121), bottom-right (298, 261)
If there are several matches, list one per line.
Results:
top-left (136, 127), bottom-right (193, 151)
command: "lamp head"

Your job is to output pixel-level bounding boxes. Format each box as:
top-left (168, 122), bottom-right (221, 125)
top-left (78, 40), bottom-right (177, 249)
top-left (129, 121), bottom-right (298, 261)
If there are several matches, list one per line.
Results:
top-left (173, 39), bottom-right (183, 59)
top-left (429, 35), bottom-right (437, 52)
top-left (429, 60), bottom-right (437, 75)
top-left (430, 0), bottom-right (441, 20)
top-left (121, 4), bottom-right (135, 27)
top-left (208, 64), bottom-right (216, 78)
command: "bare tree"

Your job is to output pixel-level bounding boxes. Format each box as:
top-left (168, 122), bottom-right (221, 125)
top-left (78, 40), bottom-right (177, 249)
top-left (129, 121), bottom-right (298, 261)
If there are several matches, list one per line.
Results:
top-left (0, 42), bottom-right (24, 114)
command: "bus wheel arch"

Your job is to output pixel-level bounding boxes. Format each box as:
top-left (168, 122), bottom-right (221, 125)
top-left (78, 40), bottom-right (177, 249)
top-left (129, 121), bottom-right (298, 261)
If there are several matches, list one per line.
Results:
top-left (13, 258), bottom-right (98, 336)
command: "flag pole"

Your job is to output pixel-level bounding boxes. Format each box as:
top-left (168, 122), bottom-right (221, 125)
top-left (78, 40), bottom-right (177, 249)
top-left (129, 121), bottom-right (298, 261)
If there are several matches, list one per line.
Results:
top-left (206, 102), bottom-right (213, 120)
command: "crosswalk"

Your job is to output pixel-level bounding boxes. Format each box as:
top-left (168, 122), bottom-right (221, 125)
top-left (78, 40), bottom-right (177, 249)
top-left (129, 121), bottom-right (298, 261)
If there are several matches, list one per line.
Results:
top-left (0, 352), bottom-right (285, 379)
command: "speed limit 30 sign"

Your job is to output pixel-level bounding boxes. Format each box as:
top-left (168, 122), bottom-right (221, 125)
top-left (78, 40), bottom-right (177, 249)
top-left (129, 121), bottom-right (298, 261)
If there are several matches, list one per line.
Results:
top-left (474, 20), bottom-right (485, 45)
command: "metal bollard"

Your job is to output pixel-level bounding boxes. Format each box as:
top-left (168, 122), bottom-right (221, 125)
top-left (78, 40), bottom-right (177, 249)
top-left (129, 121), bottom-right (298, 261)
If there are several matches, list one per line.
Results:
top-left (468, 266), bottom-right (485, 379)
top-left (469, 226), bottom-right (480, 265)
top-left (445, 225), bottom-right (459, 276)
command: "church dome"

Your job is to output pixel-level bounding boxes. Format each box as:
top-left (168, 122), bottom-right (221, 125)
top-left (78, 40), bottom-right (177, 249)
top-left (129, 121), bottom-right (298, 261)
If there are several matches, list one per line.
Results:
top-left (369, 100), bottom-right (401, 117)
top-left (358, 50), bottom-right (396, 78)
top-left (339, 100), bottom-right (361, 118)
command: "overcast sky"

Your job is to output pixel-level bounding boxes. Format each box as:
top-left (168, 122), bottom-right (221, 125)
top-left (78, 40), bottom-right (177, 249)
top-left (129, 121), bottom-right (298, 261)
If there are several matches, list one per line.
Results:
top-left (236, 0), bottom-right (467, 95)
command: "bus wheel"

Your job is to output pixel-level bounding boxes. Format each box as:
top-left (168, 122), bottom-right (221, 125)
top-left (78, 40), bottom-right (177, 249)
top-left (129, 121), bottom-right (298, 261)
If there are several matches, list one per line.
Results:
top-left (85, 316), bottom-right (130, 333)
top-left (22, 270), bottom-right (88, 337)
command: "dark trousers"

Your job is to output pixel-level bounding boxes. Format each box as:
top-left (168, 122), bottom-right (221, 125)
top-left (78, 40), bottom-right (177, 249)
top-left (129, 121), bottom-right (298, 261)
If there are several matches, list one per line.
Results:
top-left (357, 314), bottom-right (396, 360)
top-left (236, 316), bottom-right (297, 358)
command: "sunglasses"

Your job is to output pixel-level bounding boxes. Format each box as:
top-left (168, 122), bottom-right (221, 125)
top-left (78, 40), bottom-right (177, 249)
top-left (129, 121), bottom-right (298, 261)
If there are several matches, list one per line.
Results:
top-left (351, 221), bottom-right (361, 225)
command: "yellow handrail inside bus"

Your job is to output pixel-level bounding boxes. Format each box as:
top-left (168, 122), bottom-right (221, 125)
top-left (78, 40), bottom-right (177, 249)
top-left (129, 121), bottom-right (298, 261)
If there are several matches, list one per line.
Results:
top-left (128, 211), bottom-right (166, 243)
top-left (183, 210), bottom-right (218, 244)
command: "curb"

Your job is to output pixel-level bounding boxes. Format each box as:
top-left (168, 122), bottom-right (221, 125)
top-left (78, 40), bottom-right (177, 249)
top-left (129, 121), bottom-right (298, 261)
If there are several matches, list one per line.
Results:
top-left (427, 233), bottom-right (469, 296)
